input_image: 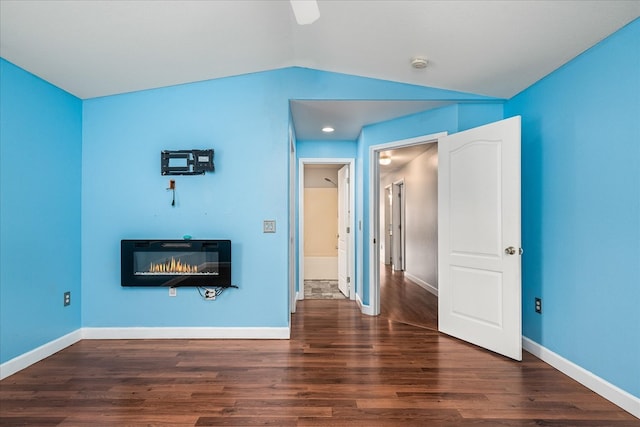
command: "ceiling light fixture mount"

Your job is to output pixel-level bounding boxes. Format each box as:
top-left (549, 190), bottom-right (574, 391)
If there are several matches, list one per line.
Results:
top-left (411, 57), bottom-right (428, 69)
top-left (322, 126), bottom-right (335, 133)
top-left (379, 153), bottom-right (392, 165)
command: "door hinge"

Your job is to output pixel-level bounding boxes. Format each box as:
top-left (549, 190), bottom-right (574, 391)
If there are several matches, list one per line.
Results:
top-left (347, 277), bottom-right (351, 283)
top-left (346, 227), bottom-right (350, 233)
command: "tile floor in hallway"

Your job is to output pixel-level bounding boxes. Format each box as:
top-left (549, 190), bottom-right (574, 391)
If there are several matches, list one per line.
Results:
top-left (303, 279), bottom-right (347, 299)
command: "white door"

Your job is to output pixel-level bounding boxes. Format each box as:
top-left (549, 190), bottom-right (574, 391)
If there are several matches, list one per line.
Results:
top-left (391, 181), bottom-right (405, 271)
top-left (337, 165), bottom-right (350, 297)
top-left (438, 116), bottom-right (522, 361)
top-left (383, 185), bottom-right (392, 265)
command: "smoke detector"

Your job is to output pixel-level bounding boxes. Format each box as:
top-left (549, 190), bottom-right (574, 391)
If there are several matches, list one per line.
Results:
top-left (411, 57), bottom-right (428, 69)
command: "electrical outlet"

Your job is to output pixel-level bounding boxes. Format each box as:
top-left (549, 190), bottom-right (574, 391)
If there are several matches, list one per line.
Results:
top-left (169, 287), bottom-right (177, 297)
top-left (64, 291), bottom-right (71, 307)
top-left (535, 297), bottom-right (542, 314)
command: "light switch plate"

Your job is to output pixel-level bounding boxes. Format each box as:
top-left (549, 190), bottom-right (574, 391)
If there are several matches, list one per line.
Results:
top-left (263, 220), bottom-right (276, 233)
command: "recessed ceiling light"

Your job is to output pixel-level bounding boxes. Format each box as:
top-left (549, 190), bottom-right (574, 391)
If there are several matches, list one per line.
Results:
top-left (322, 126), bottom-right (335, 133)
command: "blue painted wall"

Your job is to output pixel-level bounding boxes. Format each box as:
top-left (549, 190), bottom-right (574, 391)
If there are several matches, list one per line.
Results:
top-left (82, 71), bottom-right (292, 327)
top-left (81, 68), bottom-right (492, 328)
top-left (297, 139), bottom-right (357, 159)
top-left (0, 59), bottom-right (82, 363)
top-left (506, 19), bottom-right (640, 396)
top-left (457, 103), bottom-right (505, 132)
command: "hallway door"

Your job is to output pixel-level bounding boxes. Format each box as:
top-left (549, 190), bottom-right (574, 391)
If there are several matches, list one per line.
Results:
top-left (383, 185), bottom-right (392, 265)
top-left (391, 180), bottom-right (405, 271)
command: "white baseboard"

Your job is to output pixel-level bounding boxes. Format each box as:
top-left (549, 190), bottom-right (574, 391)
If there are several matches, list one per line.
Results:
top-left (404, 272), bottom-right (438, 296)
top-left (523, 336), bottom-right (640, 418)
top-left (0, 329), bottom-right (82, 380)
top-left (82, 327), bottom-right (290, 340)
top-left (356, 293), bottom-right (376, 316)
top-left (0, 327), bottom-right (290, 379)
top-left (304, 257), bottom-right (338, 280)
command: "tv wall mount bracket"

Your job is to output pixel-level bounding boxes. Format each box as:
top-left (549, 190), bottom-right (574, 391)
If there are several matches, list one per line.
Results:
top-left (161, 149), bottom-right (214, 176)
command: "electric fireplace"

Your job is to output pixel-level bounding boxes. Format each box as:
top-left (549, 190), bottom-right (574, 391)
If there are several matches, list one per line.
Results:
top-left (121, 240), bottom-right (231, 287)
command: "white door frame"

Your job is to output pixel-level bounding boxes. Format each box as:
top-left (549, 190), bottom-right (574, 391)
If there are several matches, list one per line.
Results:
top-left (299, 158), bottom-right (356, 301)
top-left (368, 133), bottom-right (446, 315)
top-left (289, 130), bottom-right (297, 314)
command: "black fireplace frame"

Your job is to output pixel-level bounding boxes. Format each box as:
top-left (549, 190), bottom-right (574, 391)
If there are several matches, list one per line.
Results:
top-left (121, 239), bottom-right (231, 287)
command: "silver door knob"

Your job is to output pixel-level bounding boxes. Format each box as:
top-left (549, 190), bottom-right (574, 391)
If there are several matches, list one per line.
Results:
top-left (505, 246), bottom-right (517, 255)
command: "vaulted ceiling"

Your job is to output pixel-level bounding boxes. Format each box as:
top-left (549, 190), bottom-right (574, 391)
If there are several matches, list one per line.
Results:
top-left (2, 1), bottom-right (638, 139)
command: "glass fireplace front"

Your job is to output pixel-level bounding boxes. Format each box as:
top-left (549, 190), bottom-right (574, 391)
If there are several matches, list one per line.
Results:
top-left (121, 240), bottom-right (231, 287)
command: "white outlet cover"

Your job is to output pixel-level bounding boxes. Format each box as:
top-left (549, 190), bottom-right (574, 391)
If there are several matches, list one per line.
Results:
top-left (169, 287), bottom-right (177, 297)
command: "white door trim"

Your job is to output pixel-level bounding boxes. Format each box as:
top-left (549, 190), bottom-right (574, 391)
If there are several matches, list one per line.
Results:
top-left (289, 130), bottom-right (297, 313)
top-left (368, 132), bottom-right (446, 315)
top-left (299, 158), bottom-right (356, 301)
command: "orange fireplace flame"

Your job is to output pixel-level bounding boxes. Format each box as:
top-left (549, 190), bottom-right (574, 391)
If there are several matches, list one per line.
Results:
top-left (149, 257), bottom-right (198, 274)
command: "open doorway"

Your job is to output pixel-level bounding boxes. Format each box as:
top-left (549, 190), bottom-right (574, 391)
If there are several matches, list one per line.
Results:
top-left (373, 133), bottom-right (444, 329)
top-left (298, 159), bottom-right (355, 301)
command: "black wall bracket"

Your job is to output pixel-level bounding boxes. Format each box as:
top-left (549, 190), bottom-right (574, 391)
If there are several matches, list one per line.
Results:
top-left (161, 149), bottom-right (214, 175)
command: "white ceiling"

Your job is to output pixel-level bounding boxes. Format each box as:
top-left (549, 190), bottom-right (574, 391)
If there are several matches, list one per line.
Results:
top-left (2, 1), bottom-right (638, 139)
top-left (379, 143), bottom-right (436, 175)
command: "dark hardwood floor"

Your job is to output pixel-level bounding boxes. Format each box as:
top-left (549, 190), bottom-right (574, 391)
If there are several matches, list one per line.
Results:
top-left (380, 263), bottom-right (438, 330)
top-left (1, 300), bottom-right (637, 426)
